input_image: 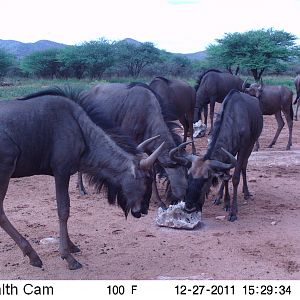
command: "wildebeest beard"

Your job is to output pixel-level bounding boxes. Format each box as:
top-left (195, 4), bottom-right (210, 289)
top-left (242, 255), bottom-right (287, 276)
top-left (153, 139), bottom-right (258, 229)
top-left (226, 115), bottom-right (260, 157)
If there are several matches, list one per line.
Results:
top-left (185, 174), bottom-right (219, 212)
top-left (87, 173), bottom-right (152, 218)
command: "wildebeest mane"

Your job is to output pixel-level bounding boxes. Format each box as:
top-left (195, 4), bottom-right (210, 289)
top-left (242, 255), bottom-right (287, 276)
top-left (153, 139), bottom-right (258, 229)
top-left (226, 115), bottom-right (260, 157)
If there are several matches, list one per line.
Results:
top-left (154, 76), bottom-right (170, 84)
top-left (127, 82), bottom-right (177, 121)
top-left (17, 85), bottom-right (84, 101)
top-left (204, 89), bottom-right (238, 160)
top-left (194, 69), bottom-right (224, 91)
top-left (19, 86), bottom-right (139, 156)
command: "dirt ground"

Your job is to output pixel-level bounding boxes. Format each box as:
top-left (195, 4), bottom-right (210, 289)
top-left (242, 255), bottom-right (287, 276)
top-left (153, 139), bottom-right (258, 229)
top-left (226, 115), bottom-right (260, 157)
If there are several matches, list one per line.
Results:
top-left (0, 109), bottom-right (300, 280)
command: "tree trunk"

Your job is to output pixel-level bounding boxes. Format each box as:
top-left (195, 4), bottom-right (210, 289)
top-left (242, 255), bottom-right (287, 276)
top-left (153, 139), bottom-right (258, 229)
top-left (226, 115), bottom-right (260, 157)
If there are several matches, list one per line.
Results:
top-left (251, 69), bottom-right (259, 81)
top-left (257, 68), bottom-right (265, 81)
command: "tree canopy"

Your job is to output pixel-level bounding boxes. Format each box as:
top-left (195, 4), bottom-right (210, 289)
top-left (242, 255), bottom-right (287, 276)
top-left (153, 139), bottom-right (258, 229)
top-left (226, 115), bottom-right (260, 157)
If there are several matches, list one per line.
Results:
top-left (0, 48), bottom-right (15, 78)
top-left (206, 28), bottom-right (300, 80)
top-left (21, 48), bottom-right (61, 78)
top-left (115, 41), bottom-right (161, 77)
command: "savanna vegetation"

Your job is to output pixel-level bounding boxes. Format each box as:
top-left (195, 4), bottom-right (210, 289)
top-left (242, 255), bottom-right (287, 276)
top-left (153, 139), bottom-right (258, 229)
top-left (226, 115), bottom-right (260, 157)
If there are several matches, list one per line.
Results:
top-left (1, 28), bottom-right (300, 100)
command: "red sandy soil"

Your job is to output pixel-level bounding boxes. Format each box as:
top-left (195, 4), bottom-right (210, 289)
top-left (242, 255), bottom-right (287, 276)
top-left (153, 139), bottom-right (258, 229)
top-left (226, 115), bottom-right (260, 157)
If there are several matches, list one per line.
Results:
top-left (0, 111), bottom-right (299, 280)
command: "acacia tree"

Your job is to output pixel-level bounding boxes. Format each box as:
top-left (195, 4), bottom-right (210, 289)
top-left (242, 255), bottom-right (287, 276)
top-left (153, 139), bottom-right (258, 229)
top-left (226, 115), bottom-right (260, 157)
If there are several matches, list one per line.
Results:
top-left (115, 41), bottom-right (161, 77)
top-left (206, 28), bottom-right (300, 80)
top-left (80, 39), bottom-right (115, 79)
top-left (58, 45), bottom-right (87, 79)
top-left (0, 48), bottom-right (15, 78)
top-left (21, 48), bottom-right (62, 78)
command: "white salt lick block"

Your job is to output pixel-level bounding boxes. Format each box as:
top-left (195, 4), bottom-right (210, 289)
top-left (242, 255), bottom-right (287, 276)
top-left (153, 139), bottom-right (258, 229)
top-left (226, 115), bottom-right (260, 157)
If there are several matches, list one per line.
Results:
top-left (156, 201), bottom-right (201, 229)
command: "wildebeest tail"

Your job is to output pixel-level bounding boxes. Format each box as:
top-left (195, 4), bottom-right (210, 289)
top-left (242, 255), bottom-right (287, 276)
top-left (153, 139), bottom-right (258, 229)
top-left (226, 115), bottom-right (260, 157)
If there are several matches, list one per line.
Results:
top-left (294, 91), bottom-right (300, 104)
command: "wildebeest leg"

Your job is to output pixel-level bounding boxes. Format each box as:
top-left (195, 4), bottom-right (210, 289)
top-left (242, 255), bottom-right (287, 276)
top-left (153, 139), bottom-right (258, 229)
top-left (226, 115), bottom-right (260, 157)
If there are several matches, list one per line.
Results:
top-left (253, 139), bottom-right (260, 151)
top-left (179, 116), bottom-right (189, 143)
top-left (209, 99), bottom-right (216, 134)
top-left (203, 104), bottom-right (208, 126)
top-left (241, 162), bottom-right (252, 200)
top-left (186, 112), bottom-right (196, 154)
top-left (228, 167), bottom-right (241, 222)
top-left (223, 180), bottom-right (231, 211)
top-left (213, 181), bottom-right (224, 205)
top-left (151, 179), bottom-right (167, 210)
top-left (193, 107), bottom-right (200, 123)
top-left (0, 174), bottom-right (43, 267)
top-left (295, 99), bottom-right (299, 121)
top-left (77, 172), bottom-right (88, 195)
top-left (268, 111), bottom-right (284, 148)
top-left (54, 174), bottom-right (82, 270)
top-left (282, 108), bottom-right (293, 150)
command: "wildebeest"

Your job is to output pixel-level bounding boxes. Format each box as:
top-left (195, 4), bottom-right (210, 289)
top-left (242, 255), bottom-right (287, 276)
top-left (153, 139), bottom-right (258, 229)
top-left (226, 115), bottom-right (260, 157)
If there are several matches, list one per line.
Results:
top-left (294, 74), bottom-right (300, 121)
top-left (77, 82), bottom-right (189, 206)
top-left (149, 76), bottom-right (196, 153)
top-left (194, 69), bottom-right (245, 133)
top-left (244, 82), bottom-right (293, 150)
top-left (0, 93), bottom-right (164, 270)
top-left (183, 90), bottom-right (263, 222)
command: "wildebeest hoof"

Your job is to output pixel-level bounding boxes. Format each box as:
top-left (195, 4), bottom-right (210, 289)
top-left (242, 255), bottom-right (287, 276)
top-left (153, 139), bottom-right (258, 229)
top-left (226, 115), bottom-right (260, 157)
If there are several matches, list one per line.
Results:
top-left (131, 210), bottom-right (142, 218)
top-left (30, 257), bottom-right (43, 268)
top-left (244, 193), bottom-right (253, 200)
top-left (227, 214), bottom-right (237, 222)
top-left (68, 260), bottom-right (82, 270)
top-left (70, 245), bottom-right (81, 253)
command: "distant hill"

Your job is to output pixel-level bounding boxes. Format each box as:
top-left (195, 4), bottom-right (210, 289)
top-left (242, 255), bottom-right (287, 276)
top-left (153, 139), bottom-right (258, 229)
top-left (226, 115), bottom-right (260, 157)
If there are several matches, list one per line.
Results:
top-left (121, 38), bottom-right (207, 60)
top-left (0, 38), bottom-right (206, 61)
top-left (174, 51), bottom-right (207, 61)
top-left (121, 38), bottom-right (142, 46)
top-left (0, 39), bottom-right (68, 58)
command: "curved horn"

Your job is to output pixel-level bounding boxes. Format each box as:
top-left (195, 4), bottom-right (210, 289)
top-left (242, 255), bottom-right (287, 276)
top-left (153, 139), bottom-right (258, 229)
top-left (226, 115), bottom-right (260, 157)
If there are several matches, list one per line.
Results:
top-left (139, 141), bottom-right (165, 170)
top-left (221, 147), bottom-right (237, 167)
top-left (242, 77), bottom-right (249, 92)
top-left (209, 147), bottom-right (237, 170)
top-left (169, 141), bottom-right (193, 165)
top-left (137, 135), bottom-right (160, 152)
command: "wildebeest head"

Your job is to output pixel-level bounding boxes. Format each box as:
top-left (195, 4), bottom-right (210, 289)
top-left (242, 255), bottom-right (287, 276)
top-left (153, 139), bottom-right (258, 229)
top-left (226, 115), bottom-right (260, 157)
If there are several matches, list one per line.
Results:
top-left (93, 136), bottom-right (166, 219)
top-left (184, 148), bottom-right (236, 213)
top-left (244, 82), bottom-right (264, 99)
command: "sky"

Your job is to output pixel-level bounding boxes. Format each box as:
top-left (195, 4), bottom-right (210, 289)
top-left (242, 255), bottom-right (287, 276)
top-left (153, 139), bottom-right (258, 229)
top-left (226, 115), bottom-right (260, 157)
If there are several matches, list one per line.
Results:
top-left (1, 0), bottom-right (300, 54)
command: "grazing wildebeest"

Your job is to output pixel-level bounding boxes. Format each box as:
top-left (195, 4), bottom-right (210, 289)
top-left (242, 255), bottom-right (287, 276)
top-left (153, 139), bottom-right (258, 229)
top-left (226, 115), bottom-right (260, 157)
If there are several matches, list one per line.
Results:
top-left (194, 69), bottom-right (245, 133)
top-left (0, 93), bottom-right (164, 270)
top-left (79, 82), bottom-right (189, 206)
top-left (294, 74), bottom-right (300, 121)
top-left (149, 76), bottom-right (196, 153)
top-left (244, 82), bottom-right (293, 150)
top-left (183, 90), bottom-right (263, 222)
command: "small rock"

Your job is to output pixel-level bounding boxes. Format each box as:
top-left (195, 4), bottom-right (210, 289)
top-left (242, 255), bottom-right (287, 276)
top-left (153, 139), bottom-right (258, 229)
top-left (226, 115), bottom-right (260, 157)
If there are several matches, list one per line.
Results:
top-left (40, 237), bottom-right (59, 245)
top-left (248, 177), bottom-right (256, 182)
top-left (271, 221), bottom-right (279, 225)
top-left (215, 215), bottom-right (226, 220)
top-left (193, 121), bottom-right (207, 138)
